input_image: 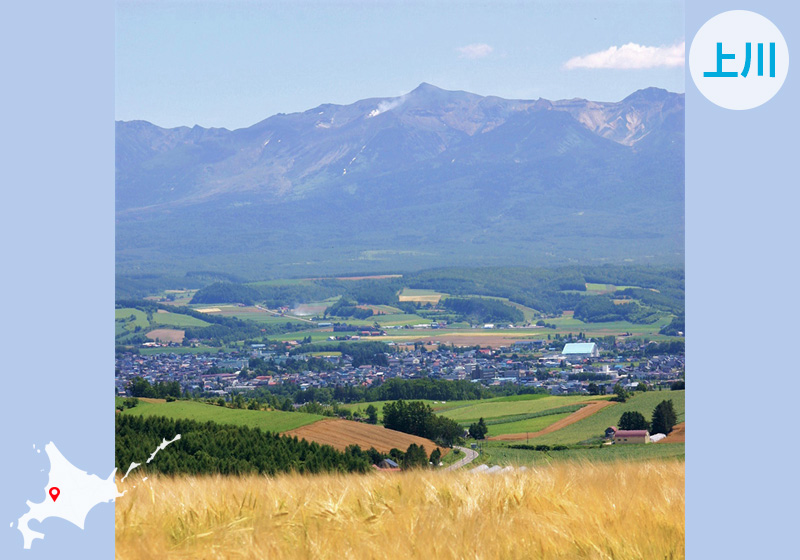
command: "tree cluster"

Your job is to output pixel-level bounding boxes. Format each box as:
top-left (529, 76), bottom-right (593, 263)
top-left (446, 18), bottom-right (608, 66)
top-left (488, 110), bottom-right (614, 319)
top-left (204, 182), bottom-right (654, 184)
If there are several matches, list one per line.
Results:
top-left (441, 297), bottom-right (524, 324)
top-left (126, 377), bottom-right (181, 399)
top-left (468, 418), bottom-right (488, 439)
top-left (382, 400), bottom-right (463, 447)
top-left (615, 399), bottom-right (678, 435)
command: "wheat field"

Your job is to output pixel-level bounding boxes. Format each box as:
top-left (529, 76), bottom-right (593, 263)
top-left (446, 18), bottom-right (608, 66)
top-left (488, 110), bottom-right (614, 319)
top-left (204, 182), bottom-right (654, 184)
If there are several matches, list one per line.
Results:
top-left (115, 461), bottom-right (684, 560)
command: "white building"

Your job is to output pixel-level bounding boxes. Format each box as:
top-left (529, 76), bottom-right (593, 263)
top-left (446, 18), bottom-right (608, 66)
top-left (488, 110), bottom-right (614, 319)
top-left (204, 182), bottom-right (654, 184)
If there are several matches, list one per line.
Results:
top-left (561, 342), bottom-right (599, 359)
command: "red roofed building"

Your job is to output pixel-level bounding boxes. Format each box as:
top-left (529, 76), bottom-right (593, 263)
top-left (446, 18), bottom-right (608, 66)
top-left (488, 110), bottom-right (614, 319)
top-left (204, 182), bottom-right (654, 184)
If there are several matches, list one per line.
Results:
top-left (613, 430), bottom-right (650, 444)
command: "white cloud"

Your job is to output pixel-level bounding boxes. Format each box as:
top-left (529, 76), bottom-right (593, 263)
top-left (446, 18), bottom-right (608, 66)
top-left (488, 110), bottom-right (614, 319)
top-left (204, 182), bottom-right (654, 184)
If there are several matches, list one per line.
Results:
top-left (457, 43), bottom-right (494, 59)
top-left (564, 42), bottom-right (685, 70)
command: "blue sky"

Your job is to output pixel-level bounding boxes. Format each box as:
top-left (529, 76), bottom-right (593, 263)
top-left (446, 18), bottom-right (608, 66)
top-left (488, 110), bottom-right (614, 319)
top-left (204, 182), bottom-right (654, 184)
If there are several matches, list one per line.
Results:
top-left (116, 0), bottom-right (685, 129)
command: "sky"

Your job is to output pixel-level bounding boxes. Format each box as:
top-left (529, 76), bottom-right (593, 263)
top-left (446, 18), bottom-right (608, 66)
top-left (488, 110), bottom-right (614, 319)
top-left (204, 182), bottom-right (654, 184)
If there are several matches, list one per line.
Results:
top-left (116, 0), bottom-right (685, 129)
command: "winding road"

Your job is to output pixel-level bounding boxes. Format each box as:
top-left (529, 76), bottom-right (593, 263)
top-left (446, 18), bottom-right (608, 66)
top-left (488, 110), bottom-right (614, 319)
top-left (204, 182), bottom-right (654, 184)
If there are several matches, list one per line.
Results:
top-left (445, 446), bottom-right (479, 471)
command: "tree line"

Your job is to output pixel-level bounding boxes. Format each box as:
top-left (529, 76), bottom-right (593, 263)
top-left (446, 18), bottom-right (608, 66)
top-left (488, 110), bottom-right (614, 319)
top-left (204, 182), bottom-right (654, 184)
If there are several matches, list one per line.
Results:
top-left (116, 415), bottom-right (377, 476)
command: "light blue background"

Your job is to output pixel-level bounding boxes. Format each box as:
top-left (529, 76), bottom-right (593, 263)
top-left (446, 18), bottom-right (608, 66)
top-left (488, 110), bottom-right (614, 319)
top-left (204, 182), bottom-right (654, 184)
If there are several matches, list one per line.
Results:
top-left (0, 1), bottom-right (114, 559)
top-left (1, 1), bottom-right (797, 558)
top-left (687, 1), bottom-right (798, 557)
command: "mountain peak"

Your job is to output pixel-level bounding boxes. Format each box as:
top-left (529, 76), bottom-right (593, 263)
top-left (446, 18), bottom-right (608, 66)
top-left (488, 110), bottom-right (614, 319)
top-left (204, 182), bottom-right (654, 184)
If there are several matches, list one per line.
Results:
top-left (621, 87), bottom-right (677, 103)
top-left (410, 82), bottom-right (445, 94)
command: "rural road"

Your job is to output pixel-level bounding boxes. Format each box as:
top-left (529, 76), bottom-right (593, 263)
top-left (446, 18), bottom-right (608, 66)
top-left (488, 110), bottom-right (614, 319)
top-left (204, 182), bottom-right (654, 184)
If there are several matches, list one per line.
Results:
top-left (445, 446), bottom-right (479, 471)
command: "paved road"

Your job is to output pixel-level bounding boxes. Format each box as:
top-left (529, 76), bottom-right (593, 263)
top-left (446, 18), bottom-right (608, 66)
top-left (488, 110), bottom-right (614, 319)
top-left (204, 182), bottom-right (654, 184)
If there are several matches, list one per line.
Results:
top-left (445, 446), bottom-right (479, 471)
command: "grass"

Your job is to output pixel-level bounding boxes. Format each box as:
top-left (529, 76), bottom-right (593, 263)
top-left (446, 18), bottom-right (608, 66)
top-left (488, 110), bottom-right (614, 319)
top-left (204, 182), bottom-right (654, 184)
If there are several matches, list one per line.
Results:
top-left (118, 399), bottom-right (324, 433)
top-left (478, 440), bottom-right (685, 466)
top-left (115, 461), bottom-right (684, 560)
top-left (115, 308), bottom-right (150, 329)
top-left (151, 312), bottom-right (210, 328)
top-left (530, 390), bottom-right (685, 446)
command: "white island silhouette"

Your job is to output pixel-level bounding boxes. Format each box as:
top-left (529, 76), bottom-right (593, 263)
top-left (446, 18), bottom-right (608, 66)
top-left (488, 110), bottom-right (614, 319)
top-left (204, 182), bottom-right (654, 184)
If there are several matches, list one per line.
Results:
top-left (16, 435), bottom-right (180, 549)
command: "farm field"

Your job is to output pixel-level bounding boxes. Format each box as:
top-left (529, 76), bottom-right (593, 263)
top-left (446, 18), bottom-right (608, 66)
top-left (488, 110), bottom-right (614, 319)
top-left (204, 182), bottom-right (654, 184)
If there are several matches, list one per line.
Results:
top-left (584, 282), bottom-right (638, 294)
top-left (138, 346), bottom-right (224, 355)
top-left (340, 394), bottom-right (555, 423)
top-left (489, 400), bottom-right (616, 441)
top-left (115, 308), bottom-right (150, 328)
top-left (398, 288), bottom-right (444, 304)
top-left (479, 440), bottom-right (686, 466)
top-left (375, 322), bottom-right (679, 346)
top-left (437, 394), bottom-right (607, 424)
top-left (247, 278), bottom-right (314, 287)
top-left (546, 315), bottom-right (672, 336)
top-left (340, 399), bottom-right (461, 420)
top-left (145, 328), bottom-right (185, 343)
top-left (662, 422), bottom-right (685, 443)
top-left (117, 399), bottom-right (323, 433)
top-left (484, 411), bottom-right (575, 437)
top-left (529, 390), bottom-right (685, 446)
top-left (115, 461), bottom-right (685, 560)
top-left (341, 394), bottom-right (607, 439)
top-left (151, 311), bottom-right (210, 328)
top-left (224, 312), bottom-right (311, 325)
top-left (284, 418), bottom-right (444, 456)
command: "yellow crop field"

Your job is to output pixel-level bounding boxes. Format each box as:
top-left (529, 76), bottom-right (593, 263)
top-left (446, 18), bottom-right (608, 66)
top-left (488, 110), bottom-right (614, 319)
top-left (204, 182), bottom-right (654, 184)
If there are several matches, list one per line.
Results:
top-left (116, 460), bottom-right (684, 559)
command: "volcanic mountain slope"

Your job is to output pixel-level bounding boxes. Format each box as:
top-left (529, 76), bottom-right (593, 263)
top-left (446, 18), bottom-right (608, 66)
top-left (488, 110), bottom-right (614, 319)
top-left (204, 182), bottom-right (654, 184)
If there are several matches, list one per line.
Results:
top-left (116, 83), bottom-right (684, 278)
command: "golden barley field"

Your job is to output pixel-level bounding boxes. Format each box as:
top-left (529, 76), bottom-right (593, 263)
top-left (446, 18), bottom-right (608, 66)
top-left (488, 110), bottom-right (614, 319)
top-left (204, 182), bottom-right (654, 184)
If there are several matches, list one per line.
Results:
top-left (115, 461), bottom-right (684, 560)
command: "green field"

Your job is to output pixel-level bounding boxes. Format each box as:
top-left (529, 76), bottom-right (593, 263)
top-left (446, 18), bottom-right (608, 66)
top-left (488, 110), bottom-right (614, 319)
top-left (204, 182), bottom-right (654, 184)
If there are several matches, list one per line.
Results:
top-left (438, 394), bottom-right (606, 424)
top-left (340, 394), bottom-right (598, 427)
top-left (583, 283), bottom-right (638, 293)
top-left (117, 399), bottom-right (323, 432)
top-left (547, 314), bottom-right (673, 336)
top-left (221, 313), bottom-right (310, 325)
top-left (151, 311), bottom-right (210, 328)
top-left (116, 308), bottom-right (150, 328)
top-left (371, 314), bottom-right (430, 326)
top-left (530, 390), bottom-right (685, 445)
top-left (246, 278), bottom-right (313, 287)
top-left (485, 412), bottom-right (574, 437)
top-left (399, 288), bottom-right (441, 296)
top-left (477, 440), bottom-right (685, 466)
top-left (373, 305), bottom-right (403, 314)
top-left (267, 331), bottom-right (349, 343)
top-left (341, 399), bottom-right (454, 420)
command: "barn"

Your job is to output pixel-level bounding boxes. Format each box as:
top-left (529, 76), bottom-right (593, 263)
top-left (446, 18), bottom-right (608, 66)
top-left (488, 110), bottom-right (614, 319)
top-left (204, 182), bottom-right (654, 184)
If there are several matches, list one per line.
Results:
top-left (613, 430), bottom-right (651, 444)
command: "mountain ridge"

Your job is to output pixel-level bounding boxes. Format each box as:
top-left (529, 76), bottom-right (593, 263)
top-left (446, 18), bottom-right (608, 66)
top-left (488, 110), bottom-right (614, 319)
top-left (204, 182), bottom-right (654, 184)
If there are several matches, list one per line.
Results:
top-left (116, 84), bottom-right (684, 278)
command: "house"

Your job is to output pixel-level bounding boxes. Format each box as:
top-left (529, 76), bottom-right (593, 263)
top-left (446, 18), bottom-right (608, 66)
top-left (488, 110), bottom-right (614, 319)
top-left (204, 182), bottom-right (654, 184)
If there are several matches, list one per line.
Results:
top-left (376, 458), bottom-right (401, 470)
top-left (562, 342), bottom-right (599, 360)
top-left (613, 430), bottom-right (650, 444)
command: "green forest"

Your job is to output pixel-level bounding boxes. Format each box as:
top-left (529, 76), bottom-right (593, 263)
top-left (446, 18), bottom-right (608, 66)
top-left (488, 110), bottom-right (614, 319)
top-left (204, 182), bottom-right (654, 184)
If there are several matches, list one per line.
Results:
top-left (116, 415), bottom-right (377, 475)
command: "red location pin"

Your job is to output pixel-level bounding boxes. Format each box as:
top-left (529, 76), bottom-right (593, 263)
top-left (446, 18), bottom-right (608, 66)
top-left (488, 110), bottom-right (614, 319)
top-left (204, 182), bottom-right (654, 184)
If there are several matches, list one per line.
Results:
top-left (49, 487), bottom-right (60, 502)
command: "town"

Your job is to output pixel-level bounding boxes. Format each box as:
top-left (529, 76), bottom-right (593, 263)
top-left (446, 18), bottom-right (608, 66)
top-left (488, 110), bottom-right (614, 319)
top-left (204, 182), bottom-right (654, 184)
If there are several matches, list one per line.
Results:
top-left (115, 338), bottom-right (685, 401)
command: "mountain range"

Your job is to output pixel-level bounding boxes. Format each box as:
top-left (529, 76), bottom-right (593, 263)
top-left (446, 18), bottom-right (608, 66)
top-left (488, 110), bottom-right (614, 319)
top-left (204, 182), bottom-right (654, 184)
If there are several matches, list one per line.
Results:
top-left (116, 83), bottom-right (684, 280)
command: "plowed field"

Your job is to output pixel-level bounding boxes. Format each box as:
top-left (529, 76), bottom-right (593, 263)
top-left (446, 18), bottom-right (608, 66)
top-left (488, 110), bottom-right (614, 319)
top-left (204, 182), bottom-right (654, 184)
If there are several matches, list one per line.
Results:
top-left (145, 328), bottom-right (185, 343)
top-left (660, 422), bottom-right (685, 443)
top-left (285, 418), bottom-right (445, 455)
